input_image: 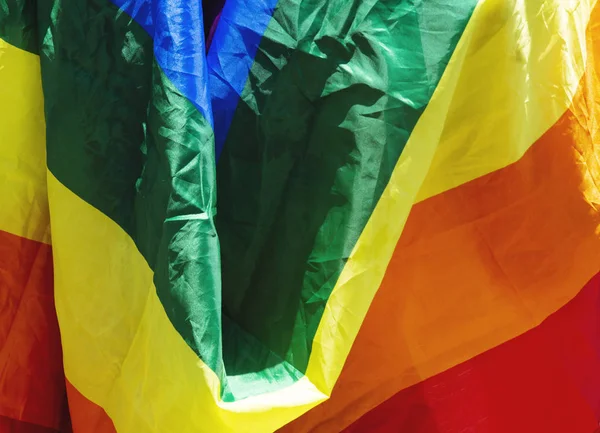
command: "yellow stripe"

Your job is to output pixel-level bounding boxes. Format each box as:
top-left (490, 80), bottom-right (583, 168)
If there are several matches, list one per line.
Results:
top-left (0, 38), bottom-right (49, 243)
top-left (415, 0), bottom-right (590, 202)
top-left (48, 172), bottom-right (326, 433)
top-left (52, 0), bottom-right (594, 432)
top-left (306, 0), bottom-right (593, 393)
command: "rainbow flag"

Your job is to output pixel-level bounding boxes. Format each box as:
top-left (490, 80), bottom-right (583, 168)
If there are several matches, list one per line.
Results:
top-left (2, 0), bottom-right (600, 432)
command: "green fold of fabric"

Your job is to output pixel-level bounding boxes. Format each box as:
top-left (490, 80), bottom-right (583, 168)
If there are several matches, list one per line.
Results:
top-left (1, 0), bottom-right (479, 402)
top-left (0, 0), bottom-right (39, 53)
top-left (217, 0), bottom-right (480, 381)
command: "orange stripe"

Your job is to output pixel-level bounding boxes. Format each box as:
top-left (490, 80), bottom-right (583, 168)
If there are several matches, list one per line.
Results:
top-left (0, 230), bottom-right (67, 431)
top-left (66, 382), bottom-right (115, 433)
top-left (280, 7), bottom-right (600, 433)
top-left (342, 273), bottom-right (600, 433)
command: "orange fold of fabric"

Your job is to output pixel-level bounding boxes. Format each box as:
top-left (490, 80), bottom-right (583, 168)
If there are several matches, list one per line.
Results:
top-left (281, 8), bottom-right (600, 433)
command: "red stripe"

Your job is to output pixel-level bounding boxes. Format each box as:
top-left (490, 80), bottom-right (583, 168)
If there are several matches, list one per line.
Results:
top-left (343, 273), bottom-right (600, 433)
top-left (0, 230), bottom-right (68, 431)
top-left (0, 228), bottom-right (115, 433)
top-left (0, 415), bottom-right (68, 433)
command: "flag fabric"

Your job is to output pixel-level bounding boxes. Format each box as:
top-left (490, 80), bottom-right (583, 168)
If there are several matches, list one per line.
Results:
top-left (2, 0), bottom-right (600, 432)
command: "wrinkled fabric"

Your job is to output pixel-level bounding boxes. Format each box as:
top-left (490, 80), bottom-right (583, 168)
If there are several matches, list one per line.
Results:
top-left (2, 0), bottom-right (600, 432)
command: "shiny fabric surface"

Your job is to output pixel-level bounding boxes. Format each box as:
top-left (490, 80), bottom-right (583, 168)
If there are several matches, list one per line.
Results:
top-left (2, 0), bottom-right (600, 432)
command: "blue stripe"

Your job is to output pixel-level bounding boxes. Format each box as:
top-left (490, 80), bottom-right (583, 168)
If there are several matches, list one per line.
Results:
top-left (207, 0), bottom-right (279, 159)
top-left (110, 0), bottom-right (213, 125)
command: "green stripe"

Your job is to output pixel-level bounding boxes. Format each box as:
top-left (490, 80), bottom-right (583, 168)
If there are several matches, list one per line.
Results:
top-left (217, 0), bottom-right (480, 378)
top-left (6, 0), bottom-right (480, 403)
top-left (35, 0), bottom-right (229, 393)
top-left (0, 0), bottom-right (39, 53)
top-left (35, 0), bottom-right (296, 401)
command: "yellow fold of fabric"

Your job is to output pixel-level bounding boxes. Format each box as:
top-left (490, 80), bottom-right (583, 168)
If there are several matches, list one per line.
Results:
top-left (50, 1), bottom-right (592, 432)
top-left (0, 39), bottom-right (49, 243)
top-left (307, 0), bottom-right (592, 394)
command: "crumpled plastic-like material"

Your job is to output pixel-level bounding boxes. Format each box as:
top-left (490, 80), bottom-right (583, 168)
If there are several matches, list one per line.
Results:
top-left (2, 0), bottom-right (600, 432)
